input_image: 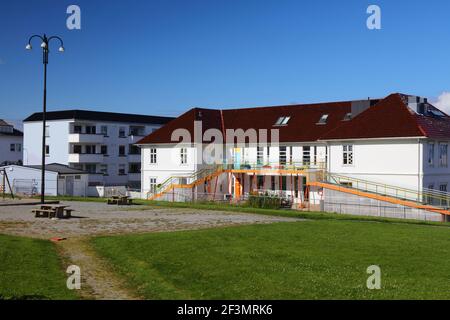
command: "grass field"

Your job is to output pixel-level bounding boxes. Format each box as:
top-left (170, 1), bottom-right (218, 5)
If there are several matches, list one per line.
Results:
top-left (92, 220), bottom-right (450, 299)
top-left (0, 234), bottom-right (78, 300)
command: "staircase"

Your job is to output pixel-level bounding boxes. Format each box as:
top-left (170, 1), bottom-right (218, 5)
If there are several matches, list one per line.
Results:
top-left (308, 173), bottom-right (450, 217)
top-left (147, 165), bottom-right (225, 200)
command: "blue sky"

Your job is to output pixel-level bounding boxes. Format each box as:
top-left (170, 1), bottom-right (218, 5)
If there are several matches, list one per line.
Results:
top-left (2, 0), bottom-right (450, 125)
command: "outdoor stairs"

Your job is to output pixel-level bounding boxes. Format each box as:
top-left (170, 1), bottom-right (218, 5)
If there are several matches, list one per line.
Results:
top-left (307, 173), bottom-right (450, 217)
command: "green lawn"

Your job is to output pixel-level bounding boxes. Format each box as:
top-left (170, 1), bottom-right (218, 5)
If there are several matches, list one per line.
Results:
top-left (92, 221), bottom-right (450, 299)
top-left (0, 234), bottom-right (78, 300)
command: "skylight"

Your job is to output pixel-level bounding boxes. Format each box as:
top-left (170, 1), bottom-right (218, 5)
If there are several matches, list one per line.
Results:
top-left (429, 109), bottom-right (445, 117)
top-left (317, 114), bottom-right (329, 125)
top-left (343, 113), bottom-right (352, 121)
top-left (274, 116), bottom-right (291, 126)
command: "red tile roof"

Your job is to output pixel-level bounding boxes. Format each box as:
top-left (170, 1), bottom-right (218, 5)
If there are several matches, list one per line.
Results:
top-left (137, 93), bottom-right (450, 145)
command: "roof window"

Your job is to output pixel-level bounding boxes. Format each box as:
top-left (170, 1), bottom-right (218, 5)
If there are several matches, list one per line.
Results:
top-left (274, 116), bottom-right (291, 126)
top-left (317, 114), bottom-right (329, 125)
top-left (343, 113), bottom-right (352, 121)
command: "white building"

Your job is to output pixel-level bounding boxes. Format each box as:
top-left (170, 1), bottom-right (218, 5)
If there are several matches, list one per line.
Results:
top-left (23, 110), bottom-right (173, 189)
top-left (0, 163), bottom-right (88, 197)
top-left (0, 119), bottom-right (23, 166)
top-left (137, 93), bottom-right (450, 221)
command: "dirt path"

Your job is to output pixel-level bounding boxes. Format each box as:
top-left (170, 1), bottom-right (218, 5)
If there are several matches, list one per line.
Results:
top-left (57, 237), bottom-right (141, 300)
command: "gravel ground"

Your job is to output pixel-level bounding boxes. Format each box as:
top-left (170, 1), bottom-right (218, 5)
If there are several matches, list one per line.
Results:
top-left (0, 201), bottom-right (300, 239)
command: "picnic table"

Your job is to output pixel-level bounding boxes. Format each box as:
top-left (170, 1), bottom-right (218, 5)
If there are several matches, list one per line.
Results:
top-left (107, 195), bottom-right (133, 205)
top-left (32, 205), bottom-right (74, 219)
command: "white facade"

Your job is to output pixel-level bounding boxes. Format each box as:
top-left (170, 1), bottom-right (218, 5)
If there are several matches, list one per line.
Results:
top-left (0, 165), bottom-right (88, 197)
top-left (0, 121), bottom-right (23, 166)
top-left (326, 138), bottom-right (450, 194)
top-left (141, 143), bottom-right (327, 202)
top-left (24, 117), bottom-right (166, 188)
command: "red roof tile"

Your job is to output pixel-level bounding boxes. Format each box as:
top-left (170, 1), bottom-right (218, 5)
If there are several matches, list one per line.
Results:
top-left (137, 93), bottom-right (450, 145)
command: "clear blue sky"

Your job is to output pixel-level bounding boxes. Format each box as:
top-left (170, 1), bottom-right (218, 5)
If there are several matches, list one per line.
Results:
top-left (1, 0), bottom-right (450, 123)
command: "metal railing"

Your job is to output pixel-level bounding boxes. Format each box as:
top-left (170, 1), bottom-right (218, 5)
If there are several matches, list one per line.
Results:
top-left (147, 161), bottom-right (326, 200)
top-left (324, 173), bottom-right (450, 208)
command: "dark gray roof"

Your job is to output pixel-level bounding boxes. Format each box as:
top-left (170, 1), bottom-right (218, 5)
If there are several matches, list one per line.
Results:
top-left (0, 128), bottom-right (23, 137)
top-left (23, 109), bottom-right (175, 125)
top-left (26, 163), bottom-right (87, 174)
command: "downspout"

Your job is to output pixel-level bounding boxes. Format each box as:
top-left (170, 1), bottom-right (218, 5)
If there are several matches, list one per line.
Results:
top-left (418, 138), bottom-right (421, 202)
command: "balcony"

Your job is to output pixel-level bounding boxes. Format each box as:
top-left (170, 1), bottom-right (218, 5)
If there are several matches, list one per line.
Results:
top-left (68, 153), bottom-right (104, 163)
top-left (127, 153), bottom-right (141, 162)
top-left (128, 172), bottom-right (141, 181)
top-left (69, 133), bottom-right (104, 144)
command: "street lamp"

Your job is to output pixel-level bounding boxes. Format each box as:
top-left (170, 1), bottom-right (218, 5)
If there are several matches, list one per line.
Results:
top-left (26, 34), bottom-right (65, 204)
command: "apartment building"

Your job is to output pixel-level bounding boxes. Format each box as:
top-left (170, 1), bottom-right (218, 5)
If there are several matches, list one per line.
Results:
top-left (137, 93), bottom-right (450, 215)
top-left (0, 119), bottom-right (23, 166)
top-left (23, 110), bottom-right (174, 188)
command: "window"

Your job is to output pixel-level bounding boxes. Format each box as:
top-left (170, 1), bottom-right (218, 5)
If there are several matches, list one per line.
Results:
top-left (118, 164), bottom-right (126, 175)
top-left (257, 147), bottom-right (264, 165)
top-left (45, 125), bottom-right (50, 137)
top-left (45, 145), bottom-right (50, 155)
top-left (150, 148), bottom-right (157, 164)
top-left (180, 148), bottom-right (188, 164)
top-left (274, 116), bottom-right (291, 126)
top-left (279, 146), bottom-right (287, 165)
top-left (85, 164), bottom-right (96, 173)
top-left (101, 145), bottom-right (108, 155)
top-left (119, 145), bottom-right (126, 156)
top-left (129, 163), bottom-right (141, 174)
top-left (303, 146), bottom-right (311, 165)
top-left (85, 126), bottom-right (96, 134)
top-left (101, 126), bottom-right (108, 136)
top-left (10, 144), bottom-right (15, 152)
top-left (439, 143), bottom-right (448, 167)
top-left (313, 146), bottom-right (317, 165)
top-left (266, 147), bottom-right (270, 164)
top-left (85, 145), bottom-right (96, 154)
top-left (289, 146), bottom-right (293, 164)
top-left (257, 176), bottom-right (264, 189)
top-left (271, 176), bottom-right (276, 190)
top-left (428, 143), bottom-right (435, 167)
top-left (17, 144), bottom-right (21, 152)
top-left (119, 127), bottom-right (126, 138)
top-left (440, 184), bottom-right (448, 207)
top-left (427, 184), bottom-right (434, 204)
top-left (343, 145), bottom-right (353, 165)
top-left (343, 113), bottom-right (352, 121)
top-left (281, 176), bottom-right (287, 191)
top-left (73, 125), bottom-right (82, 134)
top-left (129, 145), bottom-right (141, 155)
top-left (149, 178), bottom-right (157, 193)
top-left (317, 114), bottom-right (329, 125)
top-left (99, 164), bottom-right (108, 175)
top-left (73, 145), bottom-right (82, 154)
top-left (129, 126), bottom-right (145, 136)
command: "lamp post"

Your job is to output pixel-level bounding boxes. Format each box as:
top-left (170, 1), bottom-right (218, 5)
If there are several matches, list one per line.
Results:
top-left (26, 34), bottom-right (65, 204)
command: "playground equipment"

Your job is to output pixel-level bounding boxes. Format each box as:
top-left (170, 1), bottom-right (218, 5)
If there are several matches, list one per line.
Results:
top-left (0, 168), bottom-right (15, 199)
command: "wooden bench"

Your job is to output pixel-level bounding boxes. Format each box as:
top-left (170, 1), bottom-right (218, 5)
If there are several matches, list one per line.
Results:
top-left (32, 209), bottom-right (55, 218)
top-left (107, 196), bottom-right (132, 205)
top-left (63, 208), bottom-right (74, 218)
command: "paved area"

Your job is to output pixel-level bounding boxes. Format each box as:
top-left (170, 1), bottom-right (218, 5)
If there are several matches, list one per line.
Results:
top-left (0, 201), bottom-right (300, 239)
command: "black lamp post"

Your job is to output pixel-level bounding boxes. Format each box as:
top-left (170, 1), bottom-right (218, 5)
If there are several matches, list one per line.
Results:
top-left (26, 34), bottom-right (65, 204)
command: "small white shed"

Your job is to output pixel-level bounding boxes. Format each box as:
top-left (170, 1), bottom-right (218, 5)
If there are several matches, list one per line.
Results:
top-left (0, 163), bottom-right (88, 196)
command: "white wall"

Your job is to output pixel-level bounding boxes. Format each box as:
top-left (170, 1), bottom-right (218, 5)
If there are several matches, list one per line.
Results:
top-left (0, 165), bottom-right (58, 196)
top-left (328, 139), bottom-right (423, 191)
top-left (0, 135), bottom-right (23, 165)
top-left (24, 119), bottom-right (163, 188)
top-left (141, 145), bottom-right (198, 195)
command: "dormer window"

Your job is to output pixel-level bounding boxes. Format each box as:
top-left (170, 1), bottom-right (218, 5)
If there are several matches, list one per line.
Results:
top-left (274, 116), bottom-right (291, 126)
top-left (343, 113), bottom-right (352, 121)
top-left (317, 114), bottom-right (329, 125)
